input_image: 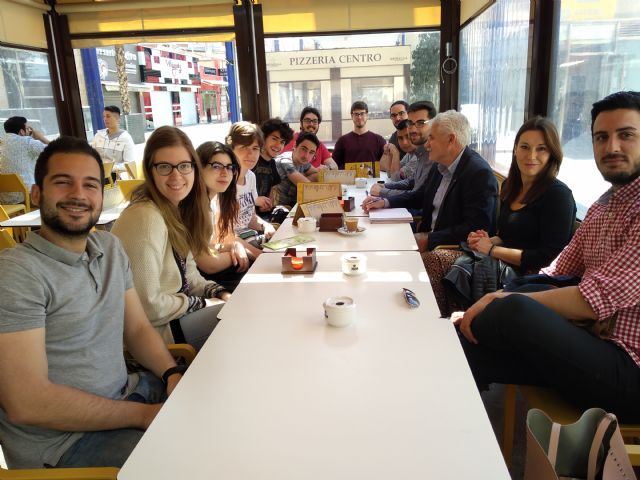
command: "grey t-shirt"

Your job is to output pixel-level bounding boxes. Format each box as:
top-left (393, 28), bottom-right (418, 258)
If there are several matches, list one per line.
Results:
top-left (0, 231), bottom-right (133, 468)
top-left (275, 151), bottom-right (311, 206)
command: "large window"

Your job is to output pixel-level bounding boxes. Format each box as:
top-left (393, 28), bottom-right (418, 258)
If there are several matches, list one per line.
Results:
top-left (265, 32), bottom-right (440, 144)
top-left (0, 45), bottom-right (59, 138)
top-left (458, 0), bottom-right (530, 171)
top-left (549, 1), bottom-right (640, 218)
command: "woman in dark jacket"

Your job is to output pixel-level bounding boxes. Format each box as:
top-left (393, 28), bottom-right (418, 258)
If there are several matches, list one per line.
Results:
top-left (446, 117), bottom-right (576, 312)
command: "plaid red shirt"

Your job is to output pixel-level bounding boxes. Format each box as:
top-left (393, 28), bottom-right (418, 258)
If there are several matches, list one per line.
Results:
top-left (542, 176), bottom-right (640, 367)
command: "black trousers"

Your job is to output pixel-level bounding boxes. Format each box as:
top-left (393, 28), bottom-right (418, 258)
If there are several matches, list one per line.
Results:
top-left (460, 293), bottom-right (640, 422)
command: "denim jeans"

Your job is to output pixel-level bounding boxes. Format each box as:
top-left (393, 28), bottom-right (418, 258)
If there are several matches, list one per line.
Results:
top-left (54, 371), bottom-right (166, 468)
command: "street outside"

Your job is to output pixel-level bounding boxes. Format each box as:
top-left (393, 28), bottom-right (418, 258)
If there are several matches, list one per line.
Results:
top-left (133, 122), bottom-right (233, 161)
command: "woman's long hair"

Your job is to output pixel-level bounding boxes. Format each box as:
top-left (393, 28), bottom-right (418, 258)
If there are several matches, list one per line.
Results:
top-left (196, 141), bottom-right (240, 243)
top-left (131, 126), bottom-right (212, 257)
top-left (501, 116), bottom-right (563, 206)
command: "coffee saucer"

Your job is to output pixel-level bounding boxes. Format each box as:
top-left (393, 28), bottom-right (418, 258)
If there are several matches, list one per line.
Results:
top-left (337, 226), bottom-right (366, 236)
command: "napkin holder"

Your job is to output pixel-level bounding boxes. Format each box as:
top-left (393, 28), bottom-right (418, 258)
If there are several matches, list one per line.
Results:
top-left (340, 196), bottom-right (355, 212)
top-left (281, 247), bottom-right (317, 273)
top-left (319, 213), bottom-right (344, 231)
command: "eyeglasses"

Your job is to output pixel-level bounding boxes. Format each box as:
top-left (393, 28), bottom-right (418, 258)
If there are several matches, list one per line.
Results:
top-left (402, 288), bottom-right (420, 308)
top-left (406, 120), bottom-right (429, 128)
top-left (352, 112), bottom-right (367, 118)
top-left (205, 162), bottom-right (237, 173)
top-left (302, 118), bottom-right (319, 125)
top-left (153, 162), bottom-right (195, 176)
top-left (390, 111), bottom-right (407, 119)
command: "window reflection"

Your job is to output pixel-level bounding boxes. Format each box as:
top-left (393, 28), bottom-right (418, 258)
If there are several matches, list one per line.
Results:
top-left (549, 1), bottom-right (640, 218)
top-left (0, 46), bottom-right (59, 138)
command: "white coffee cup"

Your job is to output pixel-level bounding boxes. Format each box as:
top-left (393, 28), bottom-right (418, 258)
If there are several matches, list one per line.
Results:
top-left (355, 177), bottom-right (367, 188)
top-left (298, 217), bottom-right (317, 233)
top-left (341, 253), bottom-right (367, 276)
top-left (323, 296), bottom-right (356, 327)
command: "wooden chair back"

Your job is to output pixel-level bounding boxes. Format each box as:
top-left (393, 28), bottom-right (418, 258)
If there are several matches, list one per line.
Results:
top-left (117, 179), bottom-right (145, 201)
top-left (0, 228), bottom-right (16, 251)
top-left (0, 173), bottom-right (30, 212)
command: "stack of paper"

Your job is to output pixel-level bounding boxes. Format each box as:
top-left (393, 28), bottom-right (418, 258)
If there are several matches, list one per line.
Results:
top-left (368, 208), bottom-right (413, 224)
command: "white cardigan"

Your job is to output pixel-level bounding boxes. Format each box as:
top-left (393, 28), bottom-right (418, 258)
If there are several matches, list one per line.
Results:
top-left (112, 201), bottom-right (214, 343)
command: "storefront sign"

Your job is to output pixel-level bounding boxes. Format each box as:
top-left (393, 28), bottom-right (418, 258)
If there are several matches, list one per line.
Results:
top-left (266, 46), bottom-right (410, 71)
top-left (96, 46), bottom-right (141, 83)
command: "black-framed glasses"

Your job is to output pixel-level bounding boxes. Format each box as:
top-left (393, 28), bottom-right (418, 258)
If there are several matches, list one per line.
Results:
top-left (406, 120), bottom-right (429, 128)
top-left (352, 112), bottom-right (367, 118)
top-left (153, 162), bottom-right (194, 176)
top-left (402, 288), bottom-right (420, 308)
top-left (205, 162), bottom-right (237, 173)
top-left (302, 118), bottom-right (319, 125)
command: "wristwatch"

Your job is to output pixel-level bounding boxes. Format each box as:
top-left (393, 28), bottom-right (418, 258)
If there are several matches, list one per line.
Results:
top-left (161, 365), bottom-right (188, 385)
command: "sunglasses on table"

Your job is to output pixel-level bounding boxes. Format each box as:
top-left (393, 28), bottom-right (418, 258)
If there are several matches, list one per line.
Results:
top-left (402, 288), bottom-right (420, 308)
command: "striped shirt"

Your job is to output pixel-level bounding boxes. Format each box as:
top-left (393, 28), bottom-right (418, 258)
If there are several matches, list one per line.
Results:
top-left (542, 176), bottom-right (640, 367)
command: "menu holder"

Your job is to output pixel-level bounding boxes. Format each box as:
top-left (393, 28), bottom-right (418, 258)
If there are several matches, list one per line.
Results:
top-left (296, 182), bottom-right (342, 205)
top-left (318, 169), bottom-right (356, 185)
top-left (319, 213), bottom-right (344, 232)
top-left (293, 197), bottom-right (344, 226)
top-left (344, 161), bottom-right (381, 178)
top-left (281, 247), bottom-right (317, 274)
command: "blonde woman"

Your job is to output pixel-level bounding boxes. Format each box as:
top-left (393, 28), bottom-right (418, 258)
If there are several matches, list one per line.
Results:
top-left (112, 126), bottom-right (230, 351)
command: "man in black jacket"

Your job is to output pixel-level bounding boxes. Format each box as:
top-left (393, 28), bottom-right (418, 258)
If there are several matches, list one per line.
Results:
top-left (365, 110), bottom-right (498, 251)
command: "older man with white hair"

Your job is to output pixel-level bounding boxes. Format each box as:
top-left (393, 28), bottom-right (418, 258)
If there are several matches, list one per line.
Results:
top-left (365, 110), bottom-right (498, 315)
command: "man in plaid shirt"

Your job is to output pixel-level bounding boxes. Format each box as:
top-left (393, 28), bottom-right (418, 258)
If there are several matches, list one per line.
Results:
top-left (455, 91), bottom-right (640, 422)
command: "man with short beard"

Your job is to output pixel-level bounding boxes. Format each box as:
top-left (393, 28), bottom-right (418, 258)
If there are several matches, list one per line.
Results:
top-left (368, 101), bottom-right (436, 200)
top-left (456, 91), bottom-right (640, 423)
top-left (282, 106), bottom-right (337, 170)
top-left (0, 137), bottom-right (182, 469)
top-left (332, 101), bottom-right (386, 170)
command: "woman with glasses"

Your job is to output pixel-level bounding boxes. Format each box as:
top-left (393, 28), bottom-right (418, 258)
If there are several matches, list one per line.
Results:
top-left (112, 126), bottom-right (230, 351)
top-left (226, 122), bottom-right (276, 260)
top-left (195, 141), bottom-right (249, 292)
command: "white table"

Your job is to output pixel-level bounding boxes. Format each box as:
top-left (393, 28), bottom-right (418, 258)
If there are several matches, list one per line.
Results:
top-left (0, 202), bottom-right (128, 228)
top-left (118, 251), bottom-right (509, 480)
top-left (268, 217), bottom-right (417, 252)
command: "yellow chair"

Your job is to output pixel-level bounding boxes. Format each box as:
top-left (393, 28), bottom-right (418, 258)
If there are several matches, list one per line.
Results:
top-left (0, 229), bottom-right (16, 251)
top-left (0, 174), bottom-right (30, 216)
top-left (344, 161), bottom-right (380, 178)
top-left (0, 206), bottom-right (14, 239)
top-left (102, 162), bottom-right (115, 188)
top-left (123, 160), bottom-right (144, 181)
top-left (167, 343), bottom-right (196, 366)
top-left (502, 384), bottom-right (640, 467)
top-left (117, 179), bottom-right (144, 202)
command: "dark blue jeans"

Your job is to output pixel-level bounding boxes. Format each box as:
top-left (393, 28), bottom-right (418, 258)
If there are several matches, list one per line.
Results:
top-left (459, 293), bottom-right (640, 423)
top-left (55, 371), bottom-right (166, 468)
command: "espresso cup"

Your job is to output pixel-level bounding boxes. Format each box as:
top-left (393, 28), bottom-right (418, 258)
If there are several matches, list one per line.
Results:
top-left (355, 177), bottom-right (367, 188)
top-left (298, 217), bottom-right (317, 233)
top-left (345, 217), bottom-right (359, 233)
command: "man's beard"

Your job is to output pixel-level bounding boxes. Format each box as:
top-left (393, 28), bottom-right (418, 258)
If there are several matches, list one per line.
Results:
top-left (40, 201), bottom-right (99, 237)
top-left (599, 154), bottom-right (640, 187)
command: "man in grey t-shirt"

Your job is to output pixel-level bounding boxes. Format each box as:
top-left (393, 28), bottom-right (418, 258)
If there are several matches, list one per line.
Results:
top-left (274, 131), bottom-right (320, 206)
top-left (0, 137), bottom-right (182, 469)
